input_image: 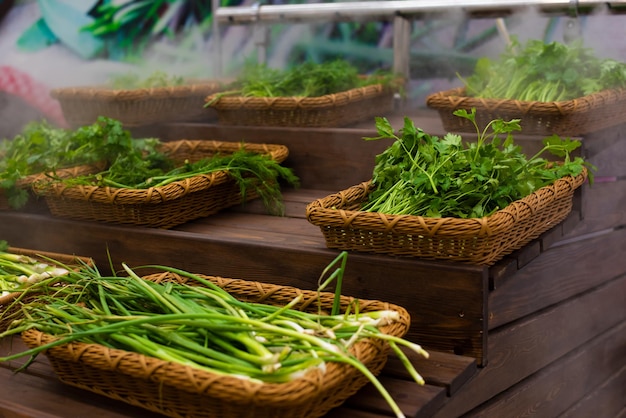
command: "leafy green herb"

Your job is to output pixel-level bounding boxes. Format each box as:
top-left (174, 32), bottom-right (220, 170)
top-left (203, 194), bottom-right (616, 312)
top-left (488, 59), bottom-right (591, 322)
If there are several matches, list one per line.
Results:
top-left (362, 108), bottom-right (592, 218)
top-left (0, 117), bottom-right (158, 208)
top-left (208, 59), bottom-right (396, 103)
top-left (460, 37), bottom-right (626, 101)
top-left (108, 70), bottom-right (185, 89)
top-left (54, 145), bottom-right (300, 217)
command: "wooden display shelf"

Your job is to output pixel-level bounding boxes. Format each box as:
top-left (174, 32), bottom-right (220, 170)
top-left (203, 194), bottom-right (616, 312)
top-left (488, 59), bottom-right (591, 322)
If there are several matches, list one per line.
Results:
top-left (0, 335), bottom-right (476, 418)
top-left (1, 109), bottom-right (624, 417)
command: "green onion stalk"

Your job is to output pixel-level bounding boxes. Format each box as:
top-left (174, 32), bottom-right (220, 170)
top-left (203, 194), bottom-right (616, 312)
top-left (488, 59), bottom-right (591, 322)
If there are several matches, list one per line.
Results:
top-left (0, 252), bottom-right (428, 418)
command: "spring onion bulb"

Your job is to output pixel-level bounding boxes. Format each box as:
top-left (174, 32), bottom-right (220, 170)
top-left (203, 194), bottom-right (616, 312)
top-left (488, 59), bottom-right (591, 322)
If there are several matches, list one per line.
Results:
top-left (0, 252), bottom-right (428, 418)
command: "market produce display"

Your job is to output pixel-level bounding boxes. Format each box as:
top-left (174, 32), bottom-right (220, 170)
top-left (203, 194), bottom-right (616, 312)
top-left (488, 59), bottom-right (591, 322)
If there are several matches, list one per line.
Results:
top-left (460, 38), bottom-right (626, 101)
top-left (0, 251), bottom-right (425, 418)
top-left (305, 109), bottom-right (589, 264)
top-left (0, 117), bottom-right (150, 208)
top-left (209, 59), bottom-right (394, 99)
top-left (204, 59), bottom-right (399, 127)
top-left (51, 70), bottom-right (224, 128)
top-left (426, 38), bottom-right (626, 136)
top-left (363, 108), bottom-right (591, 218)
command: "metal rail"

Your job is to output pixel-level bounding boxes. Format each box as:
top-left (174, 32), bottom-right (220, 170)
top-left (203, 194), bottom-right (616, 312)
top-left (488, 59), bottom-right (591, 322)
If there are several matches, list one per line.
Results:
top-left (215, 1), bottom-right (626, 24)
top-left (211, 0), bottom-right (625, 78)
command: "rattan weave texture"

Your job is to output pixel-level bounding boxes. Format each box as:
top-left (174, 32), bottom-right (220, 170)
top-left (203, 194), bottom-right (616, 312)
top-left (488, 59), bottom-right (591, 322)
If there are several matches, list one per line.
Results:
top-left (205, 83), bottom-right (395, 127)
top-left (32, 140), bottom-right (290, 228)
top-left (22, 272), bottom-right (411, 418)
top-left (306, 169), bottom-right (587, 265)
top-left (51, 82), bottom-right (224, 128)
top-left (426, 87), bottom-right (626, 136)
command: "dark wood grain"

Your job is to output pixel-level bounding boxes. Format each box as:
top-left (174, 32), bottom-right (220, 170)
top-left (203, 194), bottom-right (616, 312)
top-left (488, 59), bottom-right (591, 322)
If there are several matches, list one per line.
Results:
top-left (488, 227), bottom-right (626, 329)
top-left (559, 365), bottom-right (626, 418)
top-left (431, 274), bottom-right (626, 418)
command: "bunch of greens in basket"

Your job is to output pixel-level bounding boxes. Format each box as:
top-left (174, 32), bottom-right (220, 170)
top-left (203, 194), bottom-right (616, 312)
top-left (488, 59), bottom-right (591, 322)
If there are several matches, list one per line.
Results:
top-left (0, 117), bottom-right (159, 208)
top-left (50, 134), bottom-right (300, 217)
top-left (362, 108), bottom-right (592, 219)
top-left (211, 59), bottom-right (396, 100)
top-left (459, 37), bottom-right (626, 101)
top-left (0, 252), bottom-right (427, 418)
top-left (0, 241), bottom-right (70, 298)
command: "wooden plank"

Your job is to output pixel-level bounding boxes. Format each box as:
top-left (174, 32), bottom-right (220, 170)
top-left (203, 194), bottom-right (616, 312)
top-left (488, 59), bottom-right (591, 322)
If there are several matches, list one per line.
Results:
top-left (0, 366), bottom-right (164, 418)
top-left (463, 321), bottom-right (626, 417)
top-left (344, 376), bottom-right (447, 417)
top-left (383, 349), bottom-right (477, 396)
top-left (559, 365), bottom-right (626, 418)
top-left (567, 179), bottom-right (626, 236)
top-left (430, 274), bottom-right (626, 418)
top-left (0, 334), bottom-right (472, 418)
top-left (582, 124), bottom-right (626, 177)
top-left (488, 227), bottom-right (626, 329)
top-left (0, 211), bottom-right (489, 364)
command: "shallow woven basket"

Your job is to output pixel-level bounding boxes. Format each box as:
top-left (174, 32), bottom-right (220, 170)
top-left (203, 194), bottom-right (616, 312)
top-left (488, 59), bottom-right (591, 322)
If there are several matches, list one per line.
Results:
top-left (0, 247), bottom-right (93, 332)
top-left (32, 140), bottom-right (290, 229)
top-left (0, 165), bottom-right (104, 210)
top-left (205, 83), bottom-right (395, 127)
top-left (426, 87), bottom-right (626, 136)
top-left (306, 169), bottom-right (587, 265)
top-left (21, 271), bottom-right (411, 418)
top-left (51, 81), bottom-right (225, 128)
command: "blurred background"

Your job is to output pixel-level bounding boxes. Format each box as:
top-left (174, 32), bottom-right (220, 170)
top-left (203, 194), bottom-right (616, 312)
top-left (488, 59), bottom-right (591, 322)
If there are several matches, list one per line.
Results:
top-left (1, 0), bottom-right (625, 137)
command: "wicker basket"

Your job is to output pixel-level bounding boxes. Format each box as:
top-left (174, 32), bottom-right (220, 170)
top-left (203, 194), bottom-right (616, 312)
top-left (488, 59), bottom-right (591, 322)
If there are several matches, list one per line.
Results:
top-left (426, 87), bottom-right (626, 136)
top-left (32, 140), bottom-right (290, 229)
top-left (305, 169), bottom-right (587, 265)
top-left (205, 83), bottom-right (395, 127)
top-left (0, 165), bottom-right (105, 210)
top-left (0, 247), bottom-right (94, 332)
top-left (21, 272), bottom-right (411, 418)
top-left (51, 81), bottom-right (225, 128)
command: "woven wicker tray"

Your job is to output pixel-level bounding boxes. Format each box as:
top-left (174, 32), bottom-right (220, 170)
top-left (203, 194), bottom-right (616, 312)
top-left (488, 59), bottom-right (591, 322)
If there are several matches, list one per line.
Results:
top-left (305, 169), bottom-right (587, 265)
top-left (51, 81), bottom-right (224, 128)
top-left (205, 83), bottom-right (395, 127)
top-left (21, 271), bottom-right (411, 418)
top-left (31, 140), bottom-right (290, 229)
top-left (426, 87), bottom-right (626, 136)
top-left (0, 165), bottom-right (104, 210)
top-left (0, 247), bottom-right (93, 332)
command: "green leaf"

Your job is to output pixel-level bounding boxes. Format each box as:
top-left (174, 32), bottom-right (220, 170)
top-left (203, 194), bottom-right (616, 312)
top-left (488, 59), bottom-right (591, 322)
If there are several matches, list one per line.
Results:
top-left (16, 18), bottom-right (58, 52)
top-left (38, 0), bottom-right (104, 59)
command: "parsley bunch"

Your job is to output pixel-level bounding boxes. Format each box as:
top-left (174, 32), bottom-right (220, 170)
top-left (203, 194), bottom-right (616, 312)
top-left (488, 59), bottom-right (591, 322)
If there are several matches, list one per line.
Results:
top-left (362, 109), bottom-right (591, 219)
top-left (461, 38), bottom-right (626, 101)
top-left (0, 117), bottom-right (159, 208)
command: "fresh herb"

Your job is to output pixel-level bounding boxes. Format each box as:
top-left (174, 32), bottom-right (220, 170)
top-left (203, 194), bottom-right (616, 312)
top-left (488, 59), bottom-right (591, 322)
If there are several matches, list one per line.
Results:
top-left (362, 108), bottom-right (592, 218)
top-left (460, 37), bottom-right (626, 101)
top-left (53, 143), bottom-right (300, 217)
top-left (0, 117), bottom-right (158, 208)
top-left (108, 70), bottom-right (185, 89)
top-left (209, 59), bottom-right (396, 103)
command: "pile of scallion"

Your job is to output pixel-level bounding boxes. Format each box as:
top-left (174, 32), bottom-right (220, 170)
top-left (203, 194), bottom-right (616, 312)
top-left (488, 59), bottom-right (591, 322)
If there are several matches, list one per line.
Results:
top-left (0, 252), bottom-right (427, 418)
top-left (0, 243), bottom-right (69, 298)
